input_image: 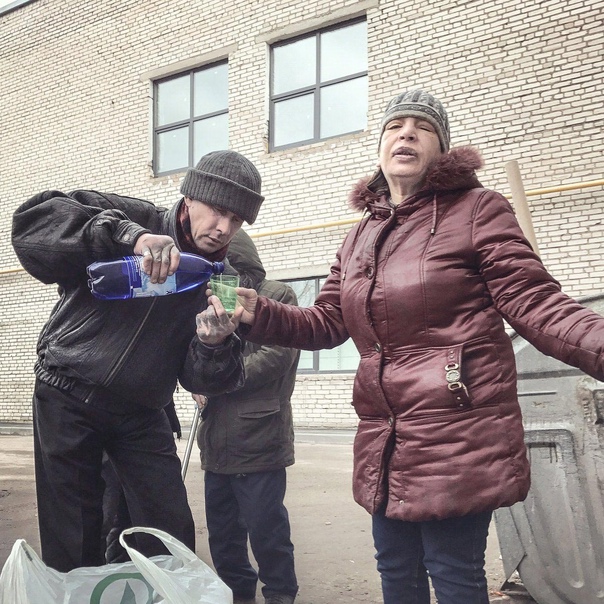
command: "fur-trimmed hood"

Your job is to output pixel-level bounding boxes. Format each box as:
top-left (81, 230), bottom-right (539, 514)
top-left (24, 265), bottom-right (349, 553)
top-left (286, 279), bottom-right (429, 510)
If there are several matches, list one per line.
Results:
top-left (348, 146), bottom-right (484, 212)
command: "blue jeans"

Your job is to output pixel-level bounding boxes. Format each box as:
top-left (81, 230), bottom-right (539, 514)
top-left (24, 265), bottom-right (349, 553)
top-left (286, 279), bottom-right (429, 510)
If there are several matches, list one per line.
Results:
top-left (372, 507), bottom-right (492, 604)
top-left (204, 469), bottom-right (298, 600)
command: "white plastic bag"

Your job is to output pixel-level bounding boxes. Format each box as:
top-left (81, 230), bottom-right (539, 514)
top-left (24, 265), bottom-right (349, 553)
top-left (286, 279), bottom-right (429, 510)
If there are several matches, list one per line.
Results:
top-left (0, 539), bottom-right (63, 604)
top-left (119, 527), bottom-right (232, 604)
top-left (0, 527), bottom-right (232, 604)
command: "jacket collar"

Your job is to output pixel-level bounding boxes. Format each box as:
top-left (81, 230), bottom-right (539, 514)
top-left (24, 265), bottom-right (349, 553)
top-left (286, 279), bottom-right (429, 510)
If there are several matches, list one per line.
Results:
top-left (166, 198), bottom-right (229, 262)
top-left (348, 146), bottom-right (484, 214)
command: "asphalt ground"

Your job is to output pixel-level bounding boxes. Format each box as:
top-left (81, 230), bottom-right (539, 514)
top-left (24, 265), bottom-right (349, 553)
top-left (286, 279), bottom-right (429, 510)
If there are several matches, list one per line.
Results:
top-left (0, 424), bottom-right (528, 603)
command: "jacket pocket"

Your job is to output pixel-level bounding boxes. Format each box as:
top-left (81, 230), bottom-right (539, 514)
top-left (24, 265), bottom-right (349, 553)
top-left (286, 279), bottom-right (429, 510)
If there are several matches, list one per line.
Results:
top-left (237, 397), bottom-right (280, 419)
top-left (235, 397), bottom-right (284, 457)
top-left (379, 336), bottom-right (504, 418)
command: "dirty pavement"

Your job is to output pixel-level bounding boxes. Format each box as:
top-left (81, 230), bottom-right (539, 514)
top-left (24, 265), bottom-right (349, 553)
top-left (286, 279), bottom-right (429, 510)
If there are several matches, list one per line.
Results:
top-left (0, 426), bottom-right (527, 603)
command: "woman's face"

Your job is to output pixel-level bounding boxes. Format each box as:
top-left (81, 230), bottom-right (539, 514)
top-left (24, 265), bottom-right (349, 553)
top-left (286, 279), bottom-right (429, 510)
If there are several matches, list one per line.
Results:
top-left (378, 116), bottom-right (444, 200)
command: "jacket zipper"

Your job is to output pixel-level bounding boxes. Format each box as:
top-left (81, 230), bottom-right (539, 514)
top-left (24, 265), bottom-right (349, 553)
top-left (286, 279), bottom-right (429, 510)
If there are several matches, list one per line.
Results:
top-left (366, 208), bottom-right (397, 329)
top-left (97, 298), bottom-right (158, 394)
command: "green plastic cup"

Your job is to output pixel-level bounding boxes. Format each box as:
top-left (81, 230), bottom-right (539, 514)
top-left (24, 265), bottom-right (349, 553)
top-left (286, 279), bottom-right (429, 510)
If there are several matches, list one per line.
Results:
top-left (210, 274), bottom-right (240, 314)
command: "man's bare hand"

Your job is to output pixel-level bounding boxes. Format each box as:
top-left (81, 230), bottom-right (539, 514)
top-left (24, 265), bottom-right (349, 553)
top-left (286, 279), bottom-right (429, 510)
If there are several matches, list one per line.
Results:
top-left (134, 233), bottom-right (180, 283)
top-left (195, 296), bottom-right (242, 346)
top-left (192, 393), bottom-right (207, 411)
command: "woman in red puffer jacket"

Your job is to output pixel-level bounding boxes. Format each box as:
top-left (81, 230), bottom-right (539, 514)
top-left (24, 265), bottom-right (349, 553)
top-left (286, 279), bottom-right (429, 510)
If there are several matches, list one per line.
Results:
top-left (211, 90), bottom-right (604, 604)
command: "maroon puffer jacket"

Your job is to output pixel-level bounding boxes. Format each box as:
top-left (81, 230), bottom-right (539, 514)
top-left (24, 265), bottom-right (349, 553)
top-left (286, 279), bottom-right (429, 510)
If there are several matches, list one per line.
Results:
top-left (247, 147), bottom-right (604, 521)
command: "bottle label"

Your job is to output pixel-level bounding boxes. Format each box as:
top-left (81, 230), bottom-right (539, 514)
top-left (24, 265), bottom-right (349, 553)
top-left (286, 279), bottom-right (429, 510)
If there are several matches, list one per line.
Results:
top-left (131, 273), bottom-right (177, 298)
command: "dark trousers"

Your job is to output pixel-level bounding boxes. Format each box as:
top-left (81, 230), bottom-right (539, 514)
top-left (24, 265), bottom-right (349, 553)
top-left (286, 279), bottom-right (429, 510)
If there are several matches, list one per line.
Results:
top-left (204, 469), bottom-right (298, 599)
top-left (372, 508), bottom-right (492, 604)
top-left (33, 380), bottom-right (195, 572)
top-left (101, 455), bottom-right (132, 564)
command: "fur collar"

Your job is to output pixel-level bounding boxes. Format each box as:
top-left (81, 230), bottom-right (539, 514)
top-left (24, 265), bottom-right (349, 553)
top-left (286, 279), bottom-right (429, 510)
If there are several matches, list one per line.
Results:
top-left (348, 146), bottom-right (484, 212)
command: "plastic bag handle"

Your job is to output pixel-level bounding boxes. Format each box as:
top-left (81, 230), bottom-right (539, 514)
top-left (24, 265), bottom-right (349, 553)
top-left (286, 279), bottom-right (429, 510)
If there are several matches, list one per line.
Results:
top-left (118, 527), bottom-right (200, 604)
top-left (0, 540), bottom-right (63, 604)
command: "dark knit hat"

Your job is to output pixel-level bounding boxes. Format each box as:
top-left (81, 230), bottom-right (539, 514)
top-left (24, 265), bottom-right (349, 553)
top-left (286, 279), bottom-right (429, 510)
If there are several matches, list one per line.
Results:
top-left (380, 90), bottom-right (450, 152)
top-left (180, 150), bottom-right (264, 225)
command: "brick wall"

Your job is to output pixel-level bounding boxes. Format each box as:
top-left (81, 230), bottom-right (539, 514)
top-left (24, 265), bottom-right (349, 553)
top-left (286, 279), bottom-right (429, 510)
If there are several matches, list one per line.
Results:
top-left (1, 0), bottom-right (602, 428)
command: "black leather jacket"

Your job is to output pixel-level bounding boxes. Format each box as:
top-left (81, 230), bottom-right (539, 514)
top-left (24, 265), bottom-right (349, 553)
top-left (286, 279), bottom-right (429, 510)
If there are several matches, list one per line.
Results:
top-left (12, 189), bottom-right (244, 411)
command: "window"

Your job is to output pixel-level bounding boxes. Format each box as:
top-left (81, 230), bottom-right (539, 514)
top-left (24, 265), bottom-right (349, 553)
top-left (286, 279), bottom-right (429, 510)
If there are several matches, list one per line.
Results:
top-left (287, 277), bottom-right (360, 373)
top-left (270, 18), bottom-right (368, 150)
top-left (153, 62), bottom-right (228, 175)
top-left (0, 0), bottom-right (34, 15)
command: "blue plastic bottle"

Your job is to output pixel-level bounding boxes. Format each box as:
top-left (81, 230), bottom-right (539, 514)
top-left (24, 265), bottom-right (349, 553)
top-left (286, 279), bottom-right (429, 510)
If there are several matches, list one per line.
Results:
top-left (87, 252), bottom-right (225, 300)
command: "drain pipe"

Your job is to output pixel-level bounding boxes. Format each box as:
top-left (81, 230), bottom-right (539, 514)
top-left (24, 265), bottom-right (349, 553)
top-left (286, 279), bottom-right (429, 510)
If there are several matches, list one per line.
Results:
top-left (505, 160), bottom-right (540, 257)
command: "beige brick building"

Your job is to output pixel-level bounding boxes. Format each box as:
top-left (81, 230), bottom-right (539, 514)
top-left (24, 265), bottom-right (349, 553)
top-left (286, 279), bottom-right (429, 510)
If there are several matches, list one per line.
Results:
top-left (0, 0), bottom-right (602, 427)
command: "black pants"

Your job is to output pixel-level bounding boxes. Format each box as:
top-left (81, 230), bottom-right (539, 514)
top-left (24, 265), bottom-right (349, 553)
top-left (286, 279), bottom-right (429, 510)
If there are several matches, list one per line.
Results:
top-left (33, 380), bottom-right (195, 572)
top-left (101, 455), bottom-right (132, 564)
top-left (205, 469), bottom-right (298, 599)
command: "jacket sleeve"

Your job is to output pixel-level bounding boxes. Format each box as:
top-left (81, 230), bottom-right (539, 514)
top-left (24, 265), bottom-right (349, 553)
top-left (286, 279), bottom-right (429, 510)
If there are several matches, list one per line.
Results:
top-left (473, 190), bottom-right (604, 381)
top-left (246, 247), bottom-right (350, 350)
top-left (11, 189), bottom-right (152, 284)
top-left (179, 333), bottom-right (246, 396)
top-left (242, 344), bottom-right (299, 391)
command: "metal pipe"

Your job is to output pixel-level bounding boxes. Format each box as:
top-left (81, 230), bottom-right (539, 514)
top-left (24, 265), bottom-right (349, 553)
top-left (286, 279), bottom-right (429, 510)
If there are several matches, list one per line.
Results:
top-left (505, 160), bottom-right (540, 256)
top-left (524, 179), bottom-right (604, 197)
top-left (252, 218), bottom-right (359, 238)
top-left (2, 177), bottom-right (602, 275)
top-left (180, 406), bottom-right (200, 481)
top-left (0, 266), bottom-right (26, 276)
top-left (249, 177), bottom-right (604, 240)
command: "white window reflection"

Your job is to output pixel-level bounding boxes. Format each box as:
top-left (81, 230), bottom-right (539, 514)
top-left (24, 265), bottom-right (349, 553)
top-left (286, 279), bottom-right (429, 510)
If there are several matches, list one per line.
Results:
top-left (157, 128), bottom-right (188, 174)
top-left (273, 94), bottom-right (314, 148)
top-left (157, 75), bottom-right (190, 127)
top-left (320, 77), bottom-right (368, 139)
top-left (193, 114), bottom-right (229, 159)
top-left (287, 278), bottom-right (360, 373)
top-left (320, 20), bottom-right (368, 82)
top-left (154, 61), bottom-right (228, 175)
top-left (273, 37), bottom-right (316, 95)
top-left (194, 64), bottom-right (229, 116)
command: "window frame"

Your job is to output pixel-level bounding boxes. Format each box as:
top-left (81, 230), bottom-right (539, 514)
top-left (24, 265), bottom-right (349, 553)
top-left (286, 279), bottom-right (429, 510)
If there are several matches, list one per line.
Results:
top-left (269, 17), bottom-right (368, 152)
top-left (0, 0), bottom-right (35, 15)
top-left (152, 60), bottom-right (228, 177)
top-left (285, 276), bottom-right (360, 374)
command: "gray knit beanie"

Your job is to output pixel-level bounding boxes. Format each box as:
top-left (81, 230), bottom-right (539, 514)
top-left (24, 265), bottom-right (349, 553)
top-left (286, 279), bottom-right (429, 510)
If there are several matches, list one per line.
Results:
top-left (380, 90), bottom-right (450, 152)
top-left (180, 150), bottom-right (264, 225)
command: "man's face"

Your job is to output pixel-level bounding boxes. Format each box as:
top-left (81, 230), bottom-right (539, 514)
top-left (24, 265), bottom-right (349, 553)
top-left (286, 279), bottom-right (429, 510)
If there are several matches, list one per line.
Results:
top-left (184, 197), bottom-right (244, 254)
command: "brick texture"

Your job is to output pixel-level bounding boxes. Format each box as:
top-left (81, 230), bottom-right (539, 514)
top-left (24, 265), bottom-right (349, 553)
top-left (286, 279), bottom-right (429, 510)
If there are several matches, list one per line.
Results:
top-left (1, 0), bottom-right (602, 427)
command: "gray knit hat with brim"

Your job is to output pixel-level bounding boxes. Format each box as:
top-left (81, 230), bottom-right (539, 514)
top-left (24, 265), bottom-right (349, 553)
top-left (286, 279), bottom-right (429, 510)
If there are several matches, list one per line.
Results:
top-left (180, 150), bottom-right (264, 225)
top-left (380, 90), bottom-right (450, 152)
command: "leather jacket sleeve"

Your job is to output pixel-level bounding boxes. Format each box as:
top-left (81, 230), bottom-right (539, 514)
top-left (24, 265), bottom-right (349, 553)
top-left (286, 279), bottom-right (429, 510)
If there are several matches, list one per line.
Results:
top-left (179, 333), bottom-right (246, 396)
top-left (12, 189), bottom-right (153, 284)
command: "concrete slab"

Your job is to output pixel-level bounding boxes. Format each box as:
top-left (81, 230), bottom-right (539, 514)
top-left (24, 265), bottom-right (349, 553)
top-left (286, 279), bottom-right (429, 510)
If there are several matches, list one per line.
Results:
top-left (0, 428), bottom-right (528, 603)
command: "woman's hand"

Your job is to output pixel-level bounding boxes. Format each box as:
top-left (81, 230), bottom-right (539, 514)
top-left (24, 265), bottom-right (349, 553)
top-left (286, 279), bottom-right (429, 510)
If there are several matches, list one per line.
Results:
top-left (133, 233), bottom-right (180, 283)
top-left (234, 287), bottom-right (258, 325)
top-left (204, 284), bottom-right (259, 326)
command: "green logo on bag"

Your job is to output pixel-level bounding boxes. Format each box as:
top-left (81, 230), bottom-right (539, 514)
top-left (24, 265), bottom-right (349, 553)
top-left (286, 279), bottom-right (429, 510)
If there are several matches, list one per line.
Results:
top-left (89, 572), bottom-right (154, 604)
